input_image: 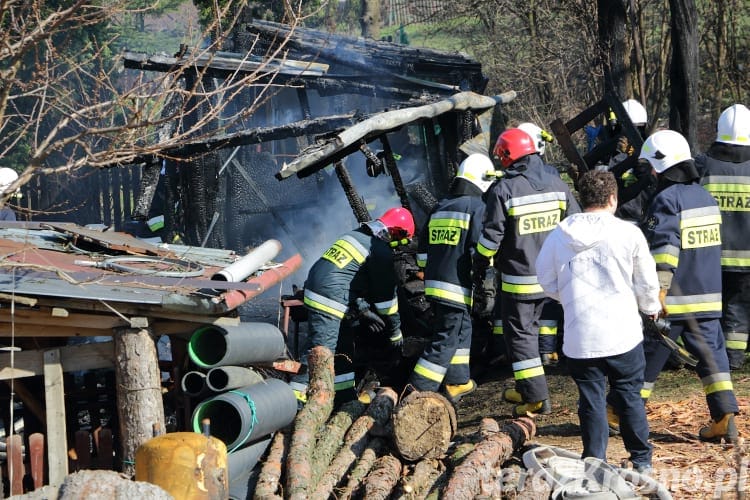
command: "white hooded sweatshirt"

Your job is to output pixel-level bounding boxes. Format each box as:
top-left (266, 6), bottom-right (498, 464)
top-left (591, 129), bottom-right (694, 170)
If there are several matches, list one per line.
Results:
top-left (536, 211), bottom-right (661, 359)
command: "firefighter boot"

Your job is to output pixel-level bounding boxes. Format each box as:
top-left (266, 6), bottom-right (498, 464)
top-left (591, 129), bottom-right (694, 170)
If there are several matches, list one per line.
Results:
top-left (444, 379), bottom-right (477, 404)
top-left (607, 404), bottom-right (620, 435)
top-left (502, 388), bottom-right (523, 404)
top-left (512, 399), bottom-right (551, 418)
top-left (699, 414), bottom-right (739, 444)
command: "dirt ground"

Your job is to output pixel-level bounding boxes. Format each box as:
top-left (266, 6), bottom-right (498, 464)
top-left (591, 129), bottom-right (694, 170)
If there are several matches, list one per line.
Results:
top-left (454, 357), bottom-right (750, 499)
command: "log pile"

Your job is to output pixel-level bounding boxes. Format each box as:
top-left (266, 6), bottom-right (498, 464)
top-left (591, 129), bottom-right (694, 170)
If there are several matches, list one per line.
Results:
top-left (252, 346), bottom-right (543, 500)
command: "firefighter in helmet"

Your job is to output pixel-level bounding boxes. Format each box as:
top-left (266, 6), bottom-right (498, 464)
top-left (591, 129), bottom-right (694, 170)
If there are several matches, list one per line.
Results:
top-left (475, 128), bottom-right (580, 417)
top-left (291, 207), bottom-right (415, 404)
top-left (410, 154), bottom-right (493, 402)
top-left (639, 129), bottom-right (739, 444)
top-left (698, 104), bottom-right (750, 370)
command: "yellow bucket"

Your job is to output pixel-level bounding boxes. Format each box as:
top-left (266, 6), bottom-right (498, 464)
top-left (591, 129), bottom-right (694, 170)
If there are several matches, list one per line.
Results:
top-left (135, 432), bottom-right (228, 499)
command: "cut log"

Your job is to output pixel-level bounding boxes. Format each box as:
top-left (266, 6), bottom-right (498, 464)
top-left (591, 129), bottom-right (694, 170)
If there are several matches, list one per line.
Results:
top-left (516, 469), bottom-right (552, 499)
top-left (394, 458), bottom-right (444, 500)
top-left (442, 418), bottom-right (536, 500)
top-left (336, 436), bottom-right (387, 499)
top-left (312, 388), bottom-right (398, 498)
top-left (253, 430), bottom-right (289, 500)
top-left (392, 391), bottom-right (457, 461)
top-left (310, 400), bottom-right (366, 489)
top-left (286, 346), bottom-right (335, 499)
top-left (361, 455), bottom-right (403, 500)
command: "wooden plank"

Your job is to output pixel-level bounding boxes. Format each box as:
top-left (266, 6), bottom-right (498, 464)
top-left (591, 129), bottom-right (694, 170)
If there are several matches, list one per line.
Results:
top-left (75, 431), bottom-right (92, 470)
top-left (7, 434), bottom-right (24, 495)
top-left (0, 342), bottom-right (115, 380)
top-left (29, 432), bottom-right (45, 489)
top-left (0, 307), bottom-right (129, 330)
top-left (44, 349), bottom-right (69, 486)
top-left (95, 428), bottom-right (113, 469)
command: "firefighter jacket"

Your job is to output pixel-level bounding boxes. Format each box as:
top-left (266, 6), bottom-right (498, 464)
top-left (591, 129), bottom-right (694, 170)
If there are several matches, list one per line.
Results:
top-left (641, 181), bottom-right (723, 320)
top-left (304, 226), bottom-right (400, 336)
top-left (416, 179), bottom-right (486, 309)
top-left (476, 154), bottom-right (580, 300)
top-left (697, 142), bottom-right (750, 271)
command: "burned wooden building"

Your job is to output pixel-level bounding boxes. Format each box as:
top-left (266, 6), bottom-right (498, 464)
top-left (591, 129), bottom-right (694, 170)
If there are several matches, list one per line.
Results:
top-left (121, 19), bottom-right (512, 279)
top-left (0, 18), bottom-right (519, 497)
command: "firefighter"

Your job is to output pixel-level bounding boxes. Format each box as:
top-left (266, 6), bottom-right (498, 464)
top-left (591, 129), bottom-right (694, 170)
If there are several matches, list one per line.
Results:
top-left (410, 153), bottom-right (493, 402)
top-left (639, 129), bottom-right (739, 443)
top-left (475, 128), bottom-right (581, 417)
top-left (600, 99), bottom-right (656, 224)
top-left (490, 123), bottom-right (562, 366)
top-left (698, 104), bottom-right (750, 370)
top-left (291, 207), bottom-right (415, 404)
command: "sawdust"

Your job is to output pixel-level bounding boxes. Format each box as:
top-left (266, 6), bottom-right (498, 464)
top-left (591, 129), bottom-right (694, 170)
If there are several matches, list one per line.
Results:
top-left (455, 361), bottom-right (750, 499)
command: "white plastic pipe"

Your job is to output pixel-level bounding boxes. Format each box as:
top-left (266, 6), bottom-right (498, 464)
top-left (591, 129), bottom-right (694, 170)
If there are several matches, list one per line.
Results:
top-left (212, 239), bottom-right (282, 282)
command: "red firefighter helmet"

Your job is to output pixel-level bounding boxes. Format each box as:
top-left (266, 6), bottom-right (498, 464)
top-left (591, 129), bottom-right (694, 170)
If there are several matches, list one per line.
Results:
top-left (492, 128), bottom-right (537, 168)
top-left (378, 207), bottom-right (415, 241)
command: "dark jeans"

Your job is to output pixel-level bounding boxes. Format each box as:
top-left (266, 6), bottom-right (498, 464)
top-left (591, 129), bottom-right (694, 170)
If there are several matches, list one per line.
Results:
top-left (567, 343), bottom-right (652, 470)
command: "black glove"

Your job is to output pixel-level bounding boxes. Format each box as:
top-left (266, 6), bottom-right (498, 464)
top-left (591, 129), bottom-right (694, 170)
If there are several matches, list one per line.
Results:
top-left (360, 309), bottom-right (386, 333)
top-left (472, 290), bottom-right (495, 318)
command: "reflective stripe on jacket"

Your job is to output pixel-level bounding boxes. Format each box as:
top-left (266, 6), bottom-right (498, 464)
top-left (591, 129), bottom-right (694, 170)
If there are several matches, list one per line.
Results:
top-left (642, 182), bottom-right (723, 319)
top-left (478, 155), bottom-right (580, 300)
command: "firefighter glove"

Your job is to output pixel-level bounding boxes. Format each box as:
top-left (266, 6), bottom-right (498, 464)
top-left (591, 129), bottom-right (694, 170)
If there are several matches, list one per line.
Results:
top-left (360, 309), bottom-right (386, 333)
top-left (617, 136), bottom-right (635, 156)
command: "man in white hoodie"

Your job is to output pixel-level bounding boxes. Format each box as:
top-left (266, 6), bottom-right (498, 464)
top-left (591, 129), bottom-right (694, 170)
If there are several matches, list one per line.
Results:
top-left (536, 170), bottom-right (661, 472)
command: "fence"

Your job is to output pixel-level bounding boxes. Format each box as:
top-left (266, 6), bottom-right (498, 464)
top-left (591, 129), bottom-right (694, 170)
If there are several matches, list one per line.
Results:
top-left (18, 166), bottom-right (141, 230)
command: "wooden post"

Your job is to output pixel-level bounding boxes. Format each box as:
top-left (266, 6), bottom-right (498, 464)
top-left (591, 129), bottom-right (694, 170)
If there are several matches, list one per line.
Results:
top-left (44, 349), bottom-right (68, 487)
top-left (114, 326), bottom-right (165, 478)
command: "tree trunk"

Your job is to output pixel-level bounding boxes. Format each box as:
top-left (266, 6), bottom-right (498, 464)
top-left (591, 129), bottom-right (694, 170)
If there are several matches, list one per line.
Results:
top-left (668, 0), bottom-right (699, 149)
top-left (360, 0), bottom-right (381, 40)
top-left (442, 418), bottom-right (536, 500)
top-left (392, 391), bottom-right (457, 461)
top-left (337, 436), bottom-right (388, 499)
top-left (114, 326), bottom-right (165, 478)
top-left (312, 388), bottom-right (398, 498)
top-left (286, 346), bottom-right (335, 499)
top-left (362, 454), bottom-right (403, 500)
top-left (597, 0), bottom-right (629, 98)
top-left (253, 430), bottom-right (289, 499)
top-left (311, 400), bottom-right (367, 489)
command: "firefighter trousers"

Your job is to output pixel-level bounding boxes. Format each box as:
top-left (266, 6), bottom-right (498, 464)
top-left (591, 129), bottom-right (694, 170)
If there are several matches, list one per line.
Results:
top-left (290, 308), bottom-right (357, 403)
top-left (410, 302), bottom-right (472, 392)
top-left (642, 318), bottom-right (738, 420)
top-left (493, 298), bottom-right (560, 362)
top-left (501, 293), bottom-right (549, 403)
top-left (722, 272), bottom-right (750, 369)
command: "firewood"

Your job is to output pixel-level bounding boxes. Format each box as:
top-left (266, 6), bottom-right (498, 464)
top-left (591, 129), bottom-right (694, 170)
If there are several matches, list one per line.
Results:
top-left (515, 470), bottom-right (552, 499)
top-left (361, 454), bottom-right (403, 500)
top-left (312, 388), bottom-right (398, 498)
top-left (286, 346), bottom-right (335, 499)
top-left (336, 436), bottom-right (387, 499)
top-left (253, 430), bottom-right (289, 500)
top-left (310, 400), bottom-right (366, 489)
top-left (393, 458), bottom-right (444, 500)
top-left (442, 418), bottom-right (535, 500)
top-left (392, 391), bottom-right (457, 461)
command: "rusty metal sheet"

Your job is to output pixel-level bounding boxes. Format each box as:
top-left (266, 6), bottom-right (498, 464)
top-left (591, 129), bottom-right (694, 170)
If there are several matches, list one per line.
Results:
top-left (41, 223), bottom-right (171, 256)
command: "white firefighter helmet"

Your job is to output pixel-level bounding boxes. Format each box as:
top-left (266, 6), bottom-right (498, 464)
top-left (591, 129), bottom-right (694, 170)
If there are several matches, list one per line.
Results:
top-left (639, 130), bottom-right (692, 173)
top-left (517, 122), bottom-right (548, 155)
top-left (716, 104), bottom-right (750, 145)
top-left (0, 168), bottom-right (18, 195)
top-left (456, 154), bottom-right (494, 192)
top-left (622, 99), bottom-right (648, 126)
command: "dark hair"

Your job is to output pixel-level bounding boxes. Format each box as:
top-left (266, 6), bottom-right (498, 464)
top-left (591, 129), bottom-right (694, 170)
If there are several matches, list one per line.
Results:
top-left (577, 170), bottom-right (617, 209)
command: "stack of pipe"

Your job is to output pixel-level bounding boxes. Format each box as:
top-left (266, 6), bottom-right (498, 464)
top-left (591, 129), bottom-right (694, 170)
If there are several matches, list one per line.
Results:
top-left (184, 320), bottom-right (297, 491)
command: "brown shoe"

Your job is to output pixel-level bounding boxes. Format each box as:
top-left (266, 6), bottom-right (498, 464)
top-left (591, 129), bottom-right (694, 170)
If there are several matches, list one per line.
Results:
top-left (699, 414), bottom-right (738, 444)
